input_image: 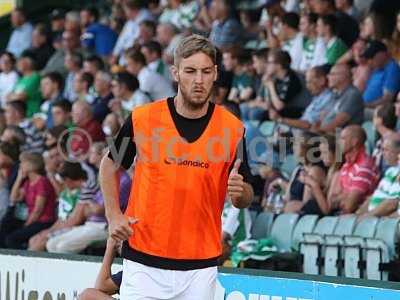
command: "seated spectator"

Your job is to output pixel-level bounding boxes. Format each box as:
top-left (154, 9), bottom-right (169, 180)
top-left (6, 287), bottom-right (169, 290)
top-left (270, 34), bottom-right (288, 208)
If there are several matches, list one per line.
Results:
top-left (1, 125), bottom-right (25, 151)
top-left (335, 0), bottom-right (360, 20)
top-left (0, 52), bottom-right (19, 107)
top-left (47, 143), bottom-right (131, 253)
top-left (6, 8), bottom-right (33, 58)
top-left (270, 66), bottom-right (334, 130)
top-left (74, 71), bottom-right (94, 103)
top-left (42, 30), bottom-right (84, 78)
top-left (80, 6), bottom-right (118, 58)
top-left (362, 40), bottom-right (400, 109)
top-left (372, 104), bottom-right (397, 174)
top-left (70, 100), bottom-right (105, 159)
top-left (63, 52), bottom-right (83, 102)
top-left (39, 72), bottom-right (64, 128)
top-left (27, 23), bottom-right (55, 71)
top-left (51, 100), bottom-right (73, 129)
top-left (239, 49), bottom-right (269, 122)
top-left (300, 134), bottom-right (343, 215)
top-left (83, 55), bottom-right (105, 78)
top-left (0, 152), bottom-right (56, 249)
top-left (222, 48), bottom-right (254, 104)
top-left (109, 72), bottom-right (150, 120)
top-left (313, 0), bottom-right (359, 47)
top-left (135, 20), bottom-right (157, 46)
top-left (156, 22), bottom-right (184, 65)
top-left (102, 113), bottom-right (122, 138)
top-left (28, 161), bottom-right (87, 251)
top-left (125, 48), bottom-right (174, 101)
top-left (78, 239), bottom-right (123, 300)
top-left (299, 12), bottom-right (327, 72)
top-left (271, 12), bottom-right (303, 71)
top-left (316, 64), bottom-right (364, 133)
top-left (330, 125), bottom-right (378, 214)
top-left (0, 142), bottom-right (19, 222)
top-left (7, 52), bottom-right (42, 118)
top-left (141, 40), bottom-right (173, 82)
top-left (43, 125), bottom-right (68, 150)
top-left (4, 101), bottom-right (44, 153)
top-left (316, 14), bottom-right (348, 65)
top-left (209, 0), bottom-right (243, 49)
top-left (268, 133), bottom-right (326, 214)
top-left (337, 38), bottom-right (371, 92)
top-left (92, 71), bottom-right (113, 123)
top-left (265, 50), bottom-right (303, 119)
top-left (49, 9), bottom-right (65, 49)
top-left (111, 0), bottom-right (154, 65)
top-left (159, 0), bottom-right (199, 31)
top-left (43, 144), bottom-right (64, 195)
top-left (356, 133), bottom-right (400, 218)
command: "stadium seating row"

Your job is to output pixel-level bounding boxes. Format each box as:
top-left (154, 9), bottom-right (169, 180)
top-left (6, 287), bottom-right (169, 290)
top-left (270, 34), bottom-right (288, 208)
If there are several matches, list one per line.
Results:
top-left (249, 212), bottom-right (400, 280)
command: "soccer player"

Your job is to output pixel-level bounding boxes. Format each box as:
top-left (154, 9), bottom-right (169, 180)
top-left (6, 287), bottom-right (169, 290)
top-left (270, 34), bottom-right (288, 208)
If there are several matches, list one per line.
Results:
top-left (100, 34), bottom-right (254, 300)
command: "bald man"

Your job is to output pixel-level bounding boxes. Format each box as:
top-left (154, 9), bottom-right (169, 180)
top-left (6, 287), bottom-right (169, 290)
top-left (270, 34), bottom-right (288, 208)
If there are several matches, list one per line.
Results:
top-left (356, 133), bottom-right (400, 218)
top-left (316, 64), bottom-right (364, 133)
top-left (330, 125), bottom-right (378, 214)
top-left (70, 100), bottom-right (105, 158)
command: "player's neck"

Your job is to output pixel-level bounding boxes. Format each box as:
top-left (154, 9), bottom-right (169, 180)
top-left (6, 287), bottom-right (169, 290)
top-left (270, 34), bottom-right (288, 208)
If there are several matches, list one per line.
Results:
top-left (174, 95), bottom-right (209, 119)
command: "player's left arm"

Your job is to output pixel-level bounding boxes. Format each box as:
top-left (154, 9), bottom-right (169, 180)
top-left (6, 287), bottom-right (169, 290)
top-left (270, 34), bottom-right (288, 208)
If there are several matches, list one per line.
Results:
top-left (228, 136), bottom-right (254, 209)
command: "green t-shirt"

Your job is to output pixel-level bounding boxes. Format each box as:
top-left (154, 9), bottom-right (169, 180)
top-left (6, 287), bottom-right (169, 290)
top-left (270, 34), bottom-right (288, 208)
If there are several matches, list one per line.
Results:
top-left (326, 38), bottom-right (348, 65)
top-left (58, 188), bottom-right (81, 220)
top-left (368, 166), bottom-right (400, 211)
top-left (14, 72), bottom-right (42, 118)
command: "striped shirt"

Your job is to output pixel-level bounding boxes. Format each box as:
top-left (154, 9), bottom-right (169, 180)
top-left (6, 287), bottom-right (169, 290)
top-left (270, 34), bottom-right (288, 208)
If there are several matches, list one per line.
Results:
top-left (340, 148), bottom-right (378, 200)
top-left (368, 166), bottom-right (400, 211)
top-left (19, 119), bottom-right (45, 153)
top-left (79, 163), bottom-right (99, 203)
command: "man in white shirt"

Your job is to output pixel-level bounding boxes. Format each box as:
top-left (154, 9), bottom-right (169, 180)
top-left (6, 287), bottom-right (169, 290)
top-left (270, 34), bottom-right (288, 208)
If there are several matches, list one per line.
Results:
top-left (111, 0), bottom-right (153, 65)
top-left (125, 48), bottom-right (175, 101)
top-left (6, 9), bottom-right (33, 58)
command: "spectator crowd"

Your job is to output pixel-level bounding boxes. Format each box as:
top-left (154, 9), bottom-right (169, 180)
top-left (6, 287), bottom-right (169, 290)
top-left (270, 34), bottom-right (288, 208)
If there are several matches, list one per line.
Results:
top-left (0, 0), bottom-right (400, 268)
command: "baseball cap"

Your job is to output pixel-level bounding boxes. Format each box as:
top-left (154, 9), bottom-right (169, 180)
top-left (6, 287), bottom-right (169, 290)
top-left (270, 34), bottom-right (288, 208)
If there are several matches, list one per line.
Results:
top-left (361, 40), bottom-right (387, 59)
top-left (50, 9), bottom-right (65, 20)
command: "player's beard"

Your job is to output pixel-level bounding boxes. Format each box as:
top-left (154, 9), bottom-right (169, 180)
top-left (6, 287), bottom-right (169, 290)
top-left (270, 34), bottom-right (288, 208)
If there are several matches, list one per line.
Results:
top-left (179, 85), bottom-right (213, 111)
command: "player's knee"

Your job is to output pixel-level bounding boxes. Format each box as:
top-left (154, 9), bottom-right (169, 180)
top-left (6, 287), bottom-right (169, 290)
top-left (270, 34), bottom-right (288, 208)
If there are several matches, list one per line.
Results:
top-left (78, 288), bottom-right (97, 300)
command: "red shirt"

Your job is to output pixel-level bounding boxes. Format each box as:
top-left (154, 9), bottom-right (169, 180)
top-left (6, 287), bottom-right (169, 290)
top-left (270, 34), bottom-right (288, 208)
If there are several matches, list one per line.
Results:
top-left (70, 118), bottom-right (105, 156)
top-left (340, 147), bottom-right (378, 200)
top-left (23, 176), bottom-right (56, 223)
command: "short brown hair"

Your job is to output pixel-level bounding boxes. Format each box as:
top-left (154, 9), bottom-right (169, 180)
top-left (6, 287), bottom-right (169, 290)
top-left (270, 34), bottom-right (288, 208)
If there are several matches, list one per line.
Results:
top-left (174, 34), bottom-right (217, 66)
top-left (20, 151), bottom-right (46, 176)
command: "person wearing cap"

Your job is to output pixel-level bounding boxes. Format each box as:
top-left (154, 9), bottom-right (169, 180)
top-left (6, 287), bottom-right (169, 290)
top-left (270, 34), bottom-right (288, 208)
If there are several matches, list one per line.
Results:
top-left (28, 161), bottom-right (88, 251)
top-left (362, 40), bottom-right (400, 109)
top-left (50, 9), bottom-right (66, 47)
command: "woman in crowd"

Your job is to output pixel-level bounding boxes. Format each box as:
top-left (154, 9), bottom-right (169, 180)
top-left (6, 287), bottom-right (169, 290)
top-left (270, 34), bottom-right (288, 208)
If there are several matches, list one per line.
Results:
top-left (0, 152), bottom-right (56, 249)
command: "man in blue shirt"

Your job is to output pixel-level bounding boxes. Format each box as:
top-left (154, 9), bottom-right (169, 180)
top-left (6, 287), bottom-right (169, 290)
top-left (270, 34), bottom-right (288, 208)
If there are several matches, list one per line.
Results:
top-left (6, 8), bottom-right (33, 58)
top-left (81, 7), bottom-right (118, 57)
top-left (362, 40), bottom-right (400, 109)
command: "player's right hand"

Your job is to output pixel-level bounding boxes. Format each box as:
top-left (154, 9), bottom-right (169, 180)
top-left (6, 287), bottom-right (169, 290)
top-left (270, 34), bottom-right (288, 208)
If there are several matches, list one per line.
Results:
top-left (109, 212), bottom-right (138, 242)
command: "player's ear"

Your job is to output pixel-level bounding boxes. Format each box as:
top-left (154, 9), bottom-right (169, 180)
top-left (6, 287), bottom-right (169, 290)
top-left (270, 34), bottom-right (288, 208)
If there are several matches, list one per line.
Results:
top-left (170, 65), bottom-right (179, 82)
top-left (213, 65), bottom-right (218, 82)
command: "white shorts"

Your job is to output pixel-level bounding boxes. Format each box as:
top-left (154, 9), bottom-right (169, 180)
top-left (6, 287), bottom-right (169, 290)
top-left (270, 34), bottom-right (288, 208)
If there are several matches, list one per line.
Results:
top-left (120, 259), bottom-right (218, 300)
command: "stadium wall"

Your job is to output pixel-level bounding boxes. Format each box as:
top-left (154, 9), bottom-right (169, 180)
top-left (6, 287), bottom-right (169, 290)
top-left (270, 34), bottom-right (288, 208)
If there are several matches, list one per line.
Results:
top-left (0, 249), bottom-right (400, 300)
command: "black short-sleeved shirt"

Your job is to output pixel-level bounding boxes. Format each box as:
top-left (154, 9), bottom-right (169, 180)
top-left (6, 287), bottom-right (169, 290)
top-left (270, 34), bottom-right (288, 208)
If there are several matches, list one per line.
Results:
top-left (108, 97), bottom-right (252, 183)
top-left (273, 70), bottom-right (302, 119)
